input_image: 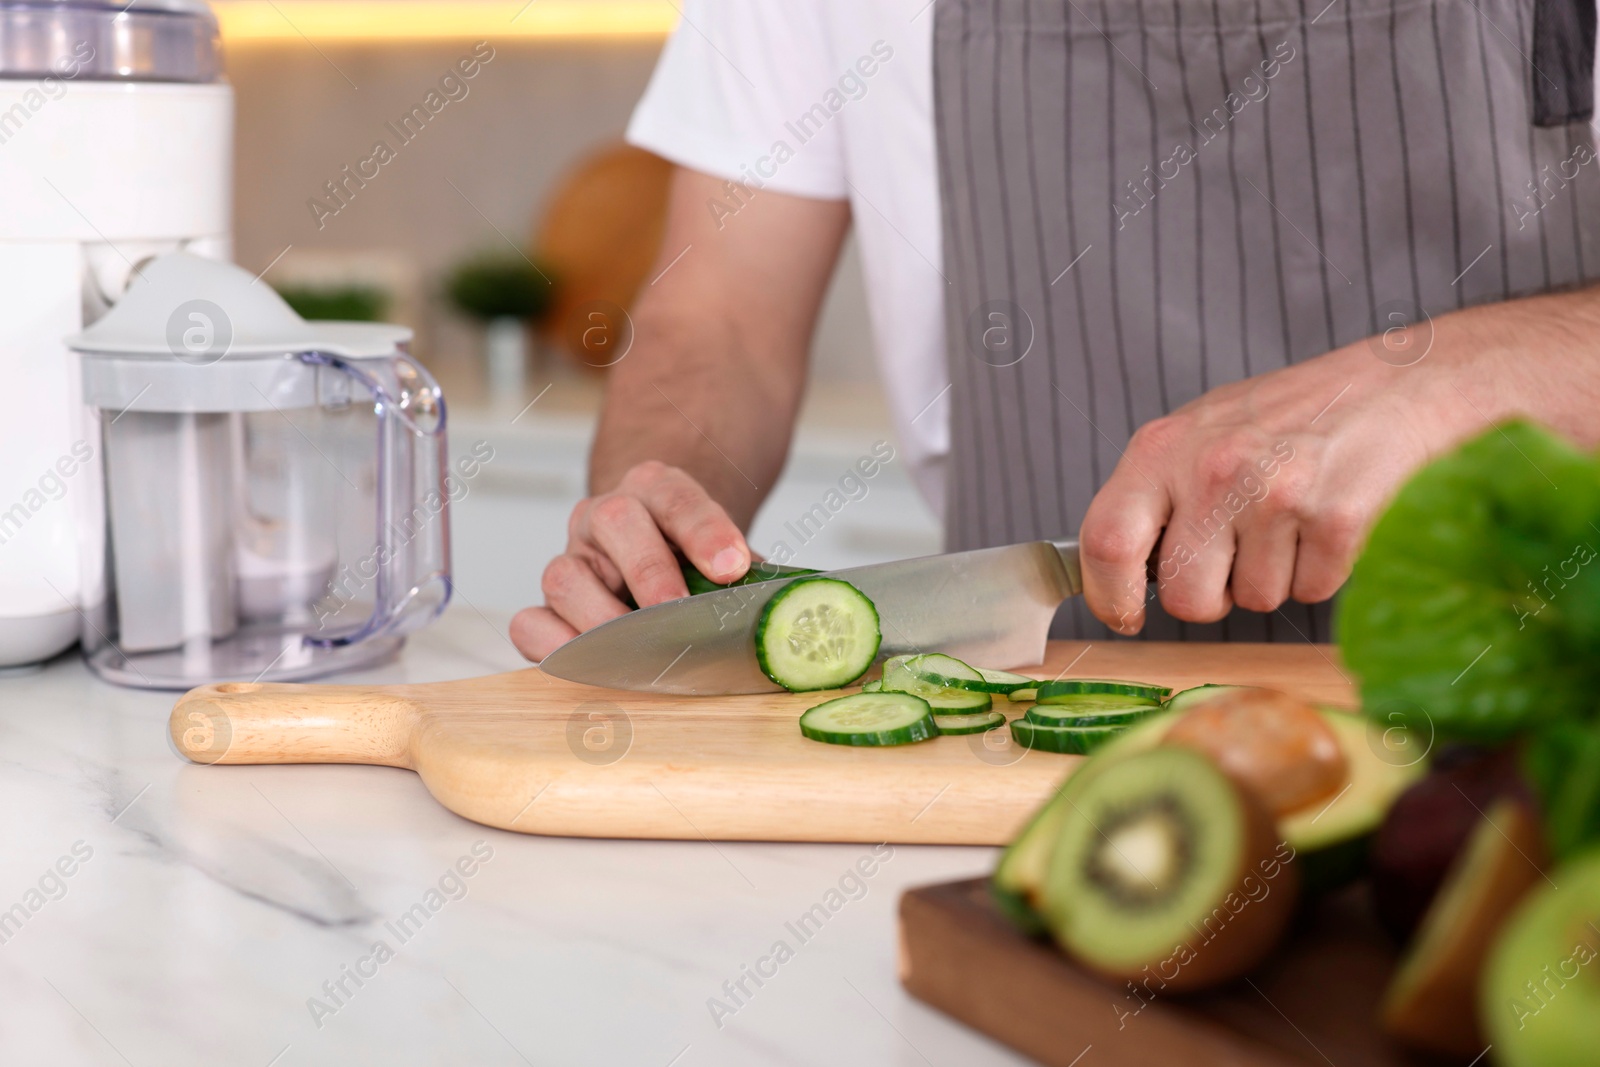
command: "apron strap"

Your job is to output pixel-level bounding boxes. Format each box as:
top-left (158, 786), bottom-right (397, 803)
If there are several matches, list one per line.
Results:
top-left (1532, 0), bottom-right (1597, 126)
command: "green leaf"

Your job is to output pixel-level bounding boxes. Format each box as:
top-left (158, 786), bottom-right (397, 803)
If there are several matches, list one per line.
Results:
top-left (1337, 421), bottom-right (1600, 742)
top-left (444, 252), bottom-right (556, 322)
top-left (275, 283), bottom-right (390, 322)
top-left (1523, 720), bottom-right (1600, 860)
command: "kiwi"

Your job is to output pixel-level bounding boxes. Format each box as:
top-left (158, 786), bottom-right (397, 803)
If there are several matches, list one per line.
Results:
top-left (1380, 797), bottom-right (1548, 1057)
top-left (1480, 848), bottom-right (1600, 1067)
top-left (1039, 746), bottom-right (1299, 992)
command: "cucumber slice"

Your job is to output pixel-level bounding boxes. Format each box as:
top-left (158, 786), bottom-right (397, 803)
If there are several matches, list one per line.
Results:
top-left (1036, 678), bottom-right (1169, 704)
top-left (932, 710), bottom-right (1007, 735)
top-left (798, 692), bottom-right (936, 746)
top-left (860, 679), bottom-right (882, 692)
top-left (1008, 687), bottom-right (1039, 702)
top-left (977, 667), bottom-right (1039, 694)
top-left (921, 690), bottom-right (993, 712)
top-left (1023, 702), bottom-right (1159, 727)
top-left (1026, 693), bottom-right (1163, 718)
top-left (905, 653), bottom-right (986, 688)
top-left (905, 655), bottom-right (1035, 694)
top-left (1163, 683), bottom-right (1259, 711)
top-left (881, 655), bottom-right (994, 711)
top-left (1009, 717), bottom-right (1127, 755)
top-left (756, 577), bottom-right (882, 692)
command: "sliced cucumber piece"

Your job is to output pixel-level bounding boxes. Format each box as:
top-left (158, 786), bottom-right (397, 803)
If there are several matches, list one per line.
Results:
top-left (1036, 678), bottom-right (1169, 704)
top-left (1163, 683), bottom-right (1259, 711)
top-left (896, 684), bottom-right (992, 712)
top-left (860, 679), bottom-right (883, 692)
top-left (976, 667), bottom-right (1039, 694)
top-left (932, 710), bottom-right (1007, 735)
top-left (1023, 702), bottom-right (1159, 728)
top-left (1008, 687), bottom-right (1039, 702)
top-left (905, 653), bottom-right (985, 688)
top-left (904, 654), bottom-right (1036, 694)
top-left (881, 655), bottom-right (994, 711)
top-left (798, 692), bottom-right (936, 746)
top-left (1031, 692), bottom-right (1163, 714)
top-left (1009, 717), bottom-right (1127, 755)
top-left (756, 577), bottom-right (882, 692)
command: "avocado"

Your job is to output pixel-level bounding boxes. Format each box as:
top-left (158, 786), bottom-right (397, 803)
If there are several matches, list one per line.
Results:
top-left (1481, 848), bottom-right (1600, 1067)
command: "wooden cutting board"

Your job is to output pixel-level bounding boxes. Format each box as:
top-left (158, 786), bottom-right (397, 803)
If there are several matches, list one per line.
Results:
top-left (900, 879), bottom-right (1441, 1067)
top-left (168, 641), bottom-right (1351, 844)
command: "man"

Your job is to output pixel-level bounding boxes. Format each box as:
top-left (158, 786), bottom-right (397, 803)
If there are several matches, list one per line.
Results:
top-left (511, 0), bottom-right (1600, 662)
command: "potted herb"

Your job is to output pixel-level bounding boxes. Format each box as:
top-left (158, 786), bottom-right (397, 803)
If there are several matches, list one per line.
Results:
top-left (444, 251), bottom-right (556, 399)
top-left (274, 283), bottom-right (391, 322)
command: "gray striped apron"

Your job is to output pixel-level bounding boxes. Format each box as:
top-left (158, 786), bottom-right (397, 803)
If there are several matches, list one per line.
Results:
top-left (934, 0), bottom-right (1600, 641)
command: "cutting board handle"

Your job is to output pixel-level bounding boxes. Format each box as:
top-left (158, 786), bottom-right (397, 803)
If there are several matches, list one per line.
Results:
top-left (169, 682), bottom-right (421, 768)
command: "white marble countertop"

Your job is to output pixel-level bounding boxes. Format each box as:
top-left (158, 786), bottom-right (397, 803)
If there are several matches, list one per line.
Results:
top-left (0, 606), bottom-right (1031, 1067)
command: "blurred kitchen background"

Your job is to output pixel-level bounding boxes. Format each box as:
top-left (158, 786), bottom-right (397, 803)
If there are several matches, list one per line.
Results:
top-left (219, 0), bottom-right (939, 619)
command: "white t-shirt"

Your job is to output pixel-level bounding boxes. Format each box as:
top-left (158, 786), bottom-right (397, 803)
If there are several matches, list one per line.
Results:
top-left (626, 0), bottom-right (947, 514)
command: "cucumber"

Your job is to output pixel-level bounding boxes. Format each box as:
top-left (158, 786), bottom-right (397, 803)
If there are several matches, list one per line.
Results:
top-left (682, 559), bottom-right (818, 596)
top-left (1036, 678), bottom-right (1169, 704)
top-left (1163, 683), bottom-right (1259, 711)
top-left (881, 656), bottom-right (993, 711)
top-left (977, 667), bottom-right (1039, 693)
top-left (1009, 717), bottom-right (1127, 755)
top-left (905, 654), bottom-right (1036, 695)
top-left (1008, 687), bottom-right (1039, 702)
top-left (756, 577), bottom-right (882, 692)
top-left (932, 710), bottom-right (1007, 735)
top-left (1031, 692), bottom-right (1164, 714)
top-left (905, 653), bottom-right (986, 688)
top-left (860, 679), bottom-right (882, 692)
top-left (1023, 702), bottom-right (1159, 728)
top-left (798, 692), bottom-right (936, 746)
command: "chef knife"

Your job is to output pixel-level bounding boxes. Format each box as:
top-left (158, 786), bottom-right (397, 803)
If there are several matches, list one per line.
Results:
top-left (537, 539), bottom-right (1083, 695)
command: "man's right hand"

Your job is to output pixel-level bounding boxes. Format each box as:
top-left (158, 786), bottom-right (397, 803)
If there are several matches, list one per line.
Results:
top-left (509, 460), bottom-right (751, 661)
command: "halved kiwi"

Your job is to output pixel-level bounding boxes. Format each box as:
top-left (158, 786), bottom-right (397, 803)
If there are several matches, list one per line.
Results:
top-left (1479, 846), bottom-right (1600, 1067)
top-left (1038, 746), bottom-right (1299, 991)
top-left (1381, 797), bottom-right (1548, 1056)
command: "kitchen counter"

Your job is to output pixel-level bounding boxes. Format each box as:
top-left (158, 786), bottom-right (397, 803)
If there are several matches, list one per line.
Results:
top-left (0, 607), bottom-right (1031, 1067)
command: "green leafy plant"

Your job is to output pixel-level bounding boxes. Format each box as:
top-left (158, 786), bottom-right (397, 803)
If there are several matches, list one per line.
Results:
top-left (1339, 421), bottom-right (1600, 741)
top-left (1339, 420), bottom-right (1600, 858)
top-left (275, 283), bottom-right (390, 322)
top-left (444, 252), bottom-right (555, 323)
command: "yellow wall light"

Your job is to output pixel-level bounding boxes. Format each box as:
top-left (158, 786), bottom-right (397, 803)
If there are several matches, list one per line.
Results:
top-left (210, 1), bottom-right (679, 43)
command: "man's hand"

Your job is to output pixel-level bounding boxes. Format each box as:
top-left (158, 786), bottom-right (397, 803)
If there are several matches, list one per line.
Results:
top-left (510, 167), bottom-right (849, 662)
top-left (510, 461), bottom-right (749, 657)
top-left (1078, 289), bottom-right (1600, 632)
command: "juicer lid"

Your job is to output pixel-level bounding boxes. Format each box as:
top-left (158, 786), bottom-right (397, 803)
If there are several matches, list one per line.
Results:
top-left (0, 1), bottom-right (224, 83)
top-left (67, 252), bottom-right (413, 360)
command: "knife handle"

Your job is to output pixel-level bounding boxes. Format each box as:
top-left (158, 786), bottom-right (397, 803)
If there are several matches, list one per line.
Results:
top-left (169, 682), bottom-right (421, 768)
top-left (1049, 535), bottom-right (1167, 595)
top-left (1049, 539), bottom-right (1083, 596)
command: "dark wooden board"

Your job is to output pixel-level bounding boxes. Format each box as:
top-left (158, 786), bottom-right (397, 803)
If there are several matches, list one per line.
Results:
top-left (899, 878), bottom-right (1464, 1067)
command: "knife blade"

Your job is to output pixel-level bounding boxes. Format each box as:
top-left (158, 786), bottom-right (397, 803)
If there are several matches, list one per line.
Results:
top-left (536, 539), bottom-right (1083, 695)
